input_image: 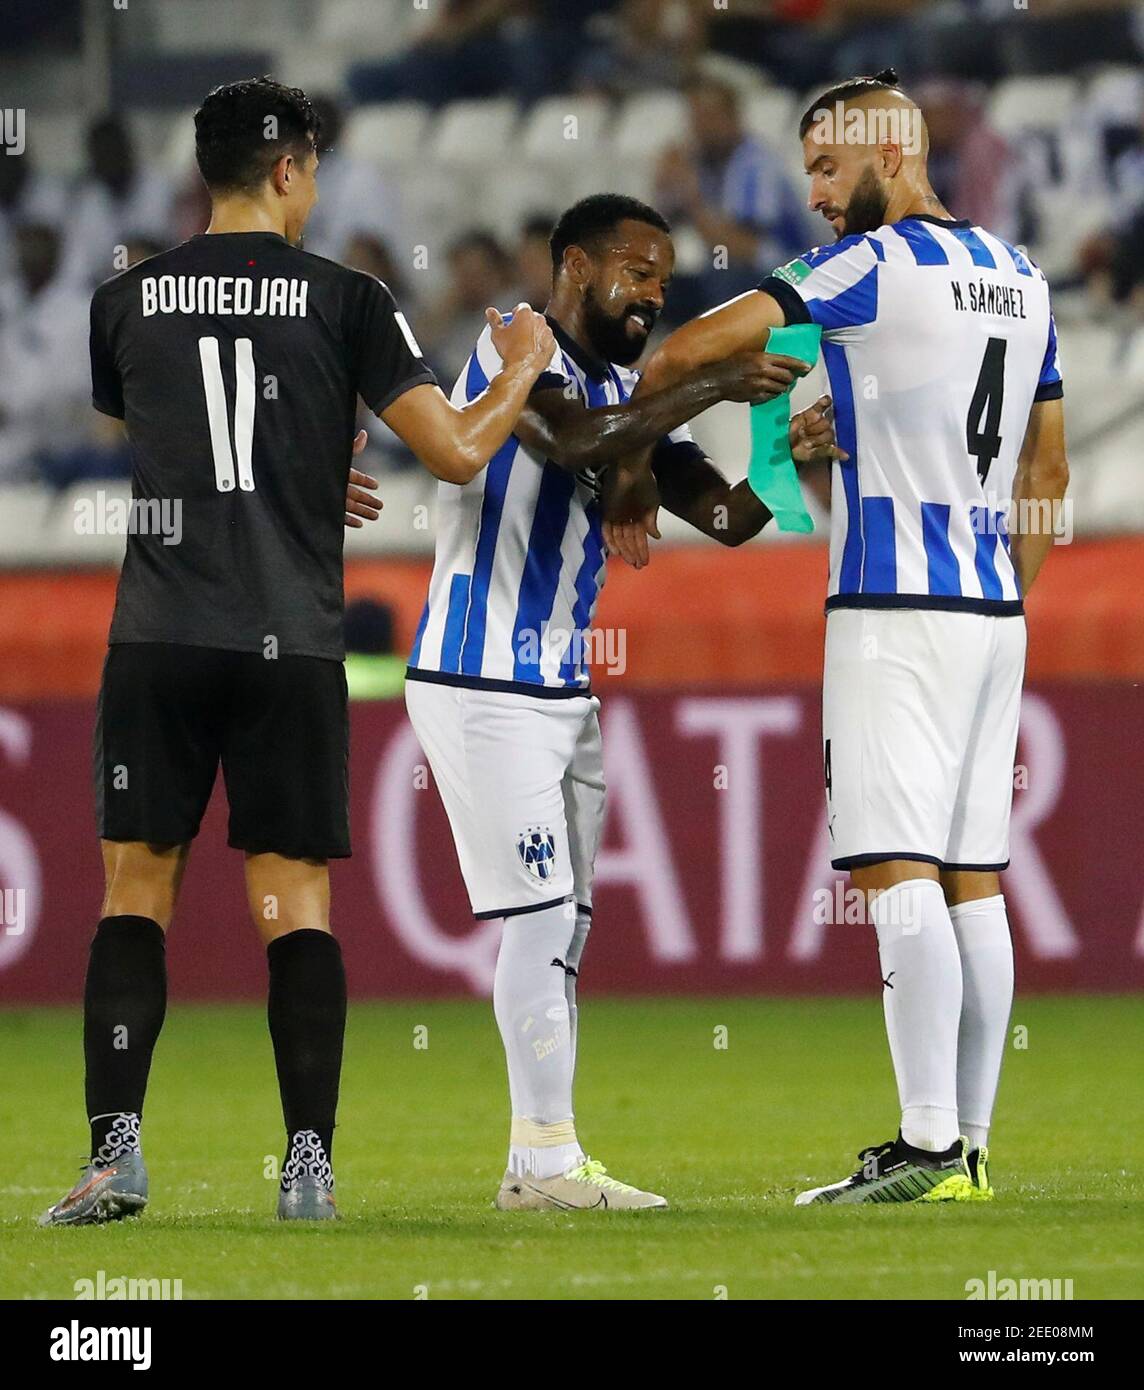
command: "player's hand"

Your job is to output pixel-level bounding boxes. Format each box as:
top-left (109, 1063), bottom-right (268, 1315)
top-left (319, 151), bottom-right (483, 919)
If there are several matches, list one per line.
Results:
top-left (345, 430), bottom-right (382, 528)
top-left (601, 457), bottom-right (661, 570)
top-left (716, 352), bottom-right (812, 404)
top-left (487, 303), bottom-right (555, 371)
top-left (790, 394), bottom-right (848, 464)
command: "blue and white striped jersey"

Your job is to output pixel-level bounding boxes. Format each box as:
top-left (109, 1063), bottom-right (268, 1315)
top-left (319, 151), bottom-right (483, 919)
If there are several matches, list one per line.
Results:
top-left (407, 317), bottom-right (694, 695)
top-left (760, 215), bottom-right (1063, 615)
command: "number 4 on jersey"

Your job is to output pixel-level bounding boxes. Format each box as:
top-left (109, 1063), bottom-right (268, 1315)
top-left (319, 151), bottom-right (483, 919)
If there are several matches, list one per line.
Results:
top-left (966, 336), bottom-right (1006, 485)
top-left (198, 336), bottom-right (256, 492)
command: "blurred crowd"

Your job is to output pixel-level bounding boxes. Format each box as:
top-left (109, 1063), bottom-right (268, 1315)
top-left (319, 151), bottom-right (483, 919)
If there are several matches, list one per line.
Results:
top-left (2, 0), bottom-right (1144, 488)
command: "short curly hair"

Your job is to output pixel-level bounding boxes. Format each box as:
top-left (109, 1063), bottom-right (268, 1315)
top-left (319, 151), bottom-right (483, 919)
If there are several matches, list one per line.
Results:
top-left (194, 75), bottom-right (320, 194)
top-left (549, 194), bottom-right (670, 271)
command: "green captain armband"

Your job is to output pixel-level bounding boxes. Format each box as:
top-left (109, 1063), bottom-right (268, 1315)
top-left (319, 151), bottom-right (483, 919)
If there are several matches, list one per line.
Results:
top-left (746, 322), bottom-right (822, 534)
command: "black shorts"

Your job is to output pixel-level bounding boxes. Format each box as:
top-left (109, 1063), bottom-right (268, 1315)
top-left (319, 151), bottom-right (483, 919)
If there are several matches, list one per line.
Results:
top-left (94, 643), bottom-right (350, 859)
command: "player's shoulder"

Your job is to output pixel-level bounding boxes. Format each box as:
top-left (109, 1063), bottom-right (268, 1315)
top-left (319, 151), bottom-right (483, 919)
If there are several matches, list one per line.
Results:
top-left (771, 233), bottom-right (881, 289)
top-left (973, 226), bottom-right (1048, 283)
top-left (801, 233), bottom-right (877, 268)
top-left (90, 238), bottom-right (192, 306)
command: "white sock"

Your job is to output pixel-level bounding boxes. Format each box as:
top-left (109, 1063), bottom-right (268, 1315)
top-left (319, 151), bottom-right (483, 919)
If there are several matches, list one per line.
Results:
top-left (493, 903), bottom-right (583, 1180)
top-left (949, 894), bottom-right (1013, 1155)
top-left (564, 906), bottom-right (591, 1086)
top-left (872, 879), bottom-right (962, 1154)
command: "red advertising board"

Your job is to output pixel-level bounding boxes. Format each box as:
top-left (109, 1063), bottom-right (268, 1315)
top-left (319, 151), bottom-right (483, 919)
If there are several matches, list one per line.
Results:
top-left (1, 687), bottom-right (1141, 1001)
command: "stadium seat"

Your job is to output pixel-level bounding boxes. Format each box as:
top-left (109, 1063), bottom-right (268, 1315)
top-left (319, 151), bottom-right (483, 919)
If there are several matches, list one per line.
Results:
top-left (612, 92), bottom-right (690, 161)
top-left (343, 103), bottom-right (432, 169)
top-left (478, 165), bottom-right (565, 241)
top-left (987, 76), bottom-right (1080, 136)
top-left (343, 470), bottom-right (436, 556)
top-left (45, 482), bottom-right (135, 567)
top-left (1085, 65), bottom-right (1144, 124)
top-left (312, 0), bottom-right (426, 58)
top-left (270, 47), bottom-right (353, 98)
top-left (0, 487), bottom-right (56, 566)
top-left (519, 96), bottom-right (611, 163)
top-left (159, 107), bottom-right (201, 178)
top-left (743, 89), bottom-right (798, 148)
top-left (152, 0), bottom-right (292, 53)
top-left (25, 112), bottom-right (86, 177)
top-left (1085, 417), bottom-right (1144, 532)
top-left (430, 99), bottom-right (520, 165)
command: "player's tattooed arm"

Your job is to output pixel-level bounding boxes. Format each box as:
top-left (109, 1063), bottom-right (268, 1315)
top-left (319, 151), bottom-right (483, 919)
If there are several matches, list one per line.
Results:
top-left (513, 351), bottom-right (808, 473)
top-left (1009, 397), bottom-right (1068, 595)
top-left (379, 305), bottom-right (555, 484)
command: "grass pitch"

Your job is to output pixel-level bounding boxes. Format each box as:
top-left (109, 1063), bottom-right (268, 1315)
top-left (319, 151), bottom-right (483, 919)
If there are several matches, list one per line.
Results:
top-left (2, 997), bottom-right (1141, 1300)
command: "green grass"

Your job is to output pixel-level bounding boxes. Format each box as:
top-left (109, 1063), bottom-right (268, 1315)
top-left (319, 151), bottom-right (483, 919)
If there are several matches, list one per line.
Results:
top-left (2, 997), bottom-right (1141, 1300)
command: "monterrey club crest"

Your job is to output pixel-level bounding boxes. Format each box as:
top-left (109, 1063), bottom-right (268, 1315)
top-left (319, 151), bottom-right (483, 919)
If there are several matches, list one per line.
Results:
top-left (516, 826), bottom-right (557, 881)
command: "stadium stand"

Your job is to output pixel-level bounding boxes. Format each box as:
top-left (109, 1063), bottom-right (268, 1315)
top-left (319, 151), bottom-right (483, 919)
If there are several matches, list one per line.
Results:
top-left (1, 0), bottom-right (1143, 564)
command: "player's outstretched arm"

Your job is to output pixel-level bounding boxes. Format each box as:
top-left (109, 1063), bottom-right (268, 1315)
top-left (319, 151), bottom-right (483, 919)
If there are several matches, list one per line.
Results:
top-left (1009, 397), bottom-right (1069, 596)
top-left (514, 350), bottom-right (809, 472)
top-left (637, 290), bottom-right (790, 396)
top-left (379, 306), bottom-right (556, 485)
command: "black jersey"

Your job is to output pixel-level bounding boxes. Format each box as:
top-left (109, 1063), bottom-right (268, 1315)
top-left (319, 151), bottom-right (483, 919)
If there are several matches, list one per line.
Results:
top-left (90, 231), bottom-right (436, 660)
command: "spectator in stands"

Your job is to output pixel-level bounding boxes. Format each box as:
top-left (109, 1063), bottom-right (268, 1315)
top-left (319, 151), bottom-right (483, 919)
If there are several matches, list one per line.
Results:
top-left (419, 229), bottom-right (520, 387)
top-left (0, 223), bottom-right (94, 482)
top-left (60, 115), bottom-right (174, 287)
top-left (1080, 109), bottom-right (1144, 319)
top-left (342, 231), bottom-right (407, 300)
top-left (0, 143), bottom-right (66, 283)
top-left (515, 213), bottom-right (556, 311)
top-left (655, 77), bottom-right (811, 323)
top-left (702, 0), bottom-right (838, 91)
top-left (917, 79), bottom-right (1022, 244)
top-left (300, 96), bottom-right (401, 265)
top-left (341, 232), bottom-right (423, 473)
top-left (348, 0), bottom-right (610, 108)
top-left (575, 0), bottom-right (703, 98)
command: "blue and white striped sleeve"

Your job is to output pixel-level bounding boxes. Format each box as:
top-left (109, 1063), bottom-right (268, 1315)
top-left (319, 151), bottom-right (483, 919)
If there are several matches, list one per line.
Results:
top-left (464, 318), bottom-right (568, 399)
top-left (1035, 308), bottom-right (1063, 401)
top-left (757, 235), bottom-right (882, 340)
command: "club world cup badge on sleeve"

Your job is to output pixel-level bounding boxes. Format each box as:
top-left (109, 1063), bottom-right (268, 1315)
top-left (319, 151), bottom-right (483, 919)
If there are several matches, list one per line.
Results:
top-left (516, 827), bottom-right (557, 882)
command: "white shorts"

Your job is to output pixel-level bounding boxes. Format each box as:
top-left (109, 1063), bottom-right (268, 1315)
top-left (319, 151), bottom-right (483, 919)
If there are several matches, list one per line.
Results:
top-left (822, 608), bottom-right (1027, 871)
top-left (404, 679), bottom-right (605, 919)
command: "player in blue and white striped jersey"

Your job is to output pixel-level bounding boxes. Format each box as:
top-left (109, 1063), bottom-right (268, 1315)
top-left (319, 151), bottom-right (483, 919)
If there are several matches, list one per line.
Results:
top-left (630, 71), bottom-right (1069, 1204)
top-left (404, 194), bottom-right (840, 1211)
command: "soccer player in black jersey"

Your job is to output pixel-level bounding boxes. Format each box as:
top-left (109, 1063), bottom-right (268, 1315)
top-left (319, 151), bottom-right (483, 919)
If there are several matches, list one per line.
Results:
top-left (41, 77), bottom-right (555, 1225)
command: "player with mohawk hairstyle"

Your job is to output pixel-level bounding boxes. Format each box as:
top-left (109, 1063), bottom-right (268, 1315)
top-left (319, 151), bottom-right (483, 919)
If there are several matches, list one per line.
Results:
top-left (611, 69), bottom-right (1068, 1204)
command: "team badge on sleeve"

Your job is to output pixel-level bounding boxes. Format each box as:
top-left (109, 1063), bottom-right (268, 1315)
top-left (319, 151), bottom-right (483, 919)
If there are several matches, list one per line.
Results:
top-left (516, 827), bottom-right (557, 881)
top-left (772, 256), bottom-right (813, 287)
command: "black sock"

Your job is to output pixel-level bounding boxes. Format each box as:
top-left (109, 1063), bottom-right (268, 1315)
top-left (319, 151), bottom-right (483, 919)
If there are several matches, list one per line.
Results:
top-left (84, 915), bottom-right (167, 1162)
top-left (267, 930), bottom-right (346, 1171)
